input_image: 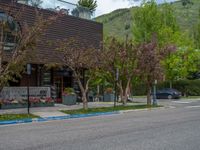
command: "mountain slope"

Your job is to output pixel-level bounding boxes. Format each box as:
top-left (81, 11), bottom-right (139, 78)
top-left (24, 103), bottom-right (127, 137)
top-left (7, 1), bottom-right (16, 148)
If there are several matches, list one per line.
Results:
top-left (95, 0), bottom-right (200, 40)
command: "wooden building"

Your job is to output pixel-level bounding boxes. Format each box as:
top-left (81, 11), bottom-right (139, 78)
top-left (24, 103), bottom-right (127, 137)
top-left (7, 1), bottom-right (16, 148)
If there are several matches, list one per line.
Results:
top-left (0, 0), bottom-right (103, 102)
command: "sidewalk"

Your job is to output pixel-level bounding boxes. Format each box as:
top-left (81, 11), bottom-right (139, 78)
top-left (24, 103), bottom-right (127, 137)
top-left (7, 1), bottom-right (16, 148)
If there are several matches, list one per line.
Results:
top-left (0, 102), bottom-right (129, 125)
top-left (0, 102), bottom-right (142, 117)
top-left (1, 98), bottom-right (199, 116)
top-left (1, 98), bottom-right (199, 126)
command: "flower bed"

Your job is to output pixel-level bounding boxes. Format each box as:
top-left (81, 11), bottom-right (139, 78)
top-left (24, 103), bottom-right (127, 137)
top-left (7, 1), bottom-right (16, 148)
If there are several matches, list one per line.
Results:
top-left (0, 97), bottom-right (54, 109)
top-left (1, 103), bottom-right (28, 109)
top-left (30, 97), bottom-right (54, 107)
top-left (31, 102), bottom-right (54, 107)
top-left (0, 99), bottom-right (27, 109)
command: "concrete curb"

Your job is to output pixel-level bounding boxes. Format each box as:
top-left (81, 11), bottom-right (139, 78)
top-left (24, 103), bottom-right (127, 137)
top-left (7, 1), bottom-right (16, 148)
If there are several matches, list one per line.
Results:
top-left (0, 106), bottom-right (169, 126)
top-left (0, 111), bottom-right (120, 126)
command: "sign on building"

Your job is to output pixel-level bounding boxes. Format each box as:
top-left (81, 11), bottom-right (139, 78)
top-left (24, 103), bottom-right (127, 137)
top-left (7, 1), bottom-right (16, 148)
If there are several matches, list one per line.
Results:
top-left (0, 87), bottom-right (51, 100)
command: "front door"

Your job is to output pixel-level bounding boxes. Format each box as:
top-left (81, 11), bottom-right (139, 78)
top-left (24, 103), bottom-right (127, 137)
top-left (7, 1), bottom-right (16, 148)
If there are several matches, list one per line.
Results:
top-left (54, 76), bottom-right (63, 103)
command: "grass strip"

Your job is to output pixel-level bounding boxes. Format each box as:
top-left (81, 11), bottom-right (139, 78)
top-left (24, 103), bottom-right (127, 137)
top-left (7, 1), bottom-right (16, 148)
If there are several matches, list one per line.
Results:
top-left (181, 96), bottom-right (200, 99)
top-left (132, 96), bottom-right (147, 98)
top-left (0, 114), bottom-right (39, 121)
top-left (61, 105), bottom-right (161, 115)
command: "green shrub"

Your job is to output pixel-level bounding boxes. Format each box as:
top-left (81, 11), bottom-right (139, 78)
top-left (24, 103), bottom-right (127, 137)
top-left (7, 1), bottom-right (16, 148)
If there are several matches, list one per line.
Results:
top-left (173, 80), bottom-right (200, 96)
top-left (132, 79), bottom-right (200, 96)
top-left (132, 83), bottom-right (147, 96)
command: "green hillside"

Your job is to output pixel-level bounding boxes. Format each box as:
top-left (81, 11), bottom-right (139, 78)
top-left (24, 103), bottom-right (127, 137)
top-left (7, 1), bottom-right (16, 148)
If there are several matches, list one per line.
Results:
top-left (95, 0), bottom-right (200, 40)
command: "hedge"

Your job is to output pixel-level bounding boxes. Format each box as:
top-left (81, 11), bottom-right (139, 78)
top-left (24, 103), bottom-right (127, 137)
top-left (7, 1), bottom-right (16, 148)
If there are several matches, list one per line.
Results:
top-left (132, 79), bottom-right (200, 96)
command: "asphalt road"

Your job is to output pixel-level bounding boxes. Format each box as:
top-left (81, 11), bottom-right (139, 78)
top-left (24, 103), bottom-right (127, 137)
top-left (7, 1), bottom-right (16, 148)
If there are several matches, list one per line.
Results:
top-left (0, 100), bottom-right (200, 150)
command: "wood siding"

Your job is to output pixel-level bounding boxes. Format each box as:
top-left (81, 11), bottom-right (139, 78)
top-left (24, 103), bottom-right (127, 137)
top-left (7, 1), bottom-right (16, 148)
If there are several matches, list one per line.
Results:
top-left (0, 1), bottom-right (103, 64)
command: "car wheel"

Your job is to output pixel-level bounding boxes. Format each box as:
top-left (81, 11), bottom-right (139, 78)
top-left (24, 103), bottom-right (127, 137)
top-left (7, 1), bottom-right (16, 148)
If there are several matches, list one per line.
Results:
top-left (168, 95), bottom-right (172, 99)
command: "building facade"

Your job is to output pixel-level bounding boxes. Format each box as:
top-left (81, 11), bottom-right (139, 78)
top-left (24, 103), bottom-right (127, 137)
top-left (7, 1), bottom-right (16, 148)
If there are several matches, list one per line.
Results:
top-left (0, 0), bottom-right (103, 102)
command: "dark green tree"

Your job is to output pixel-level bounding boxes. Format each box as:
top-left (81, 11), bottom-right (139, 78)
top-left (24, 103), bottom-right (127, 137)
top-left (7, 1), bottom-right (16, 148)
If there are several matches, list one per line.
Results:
top-left (132, 0), bottom-right (180, 45)
top-left (78, 0), bottom-right (97, 12)
top-left (132, 0), bottom-right (183, 105)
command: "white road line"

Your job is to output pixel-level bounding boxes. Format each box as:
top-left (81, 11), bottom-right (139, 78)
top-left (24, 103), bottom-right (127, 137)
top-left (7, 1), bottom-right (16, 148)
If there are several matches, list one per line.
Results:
top-left (172, 101), bottom-right (191, 104)
top-left (185, 106), bottom-right (200, 109)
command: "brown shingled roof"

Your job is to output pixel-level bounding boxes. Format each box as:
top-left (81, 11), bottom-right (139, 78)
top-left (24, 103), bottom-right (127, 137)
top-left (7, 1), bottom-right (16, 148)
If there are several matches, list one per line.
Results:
top-left (0, 1), bottom-right (103, 65)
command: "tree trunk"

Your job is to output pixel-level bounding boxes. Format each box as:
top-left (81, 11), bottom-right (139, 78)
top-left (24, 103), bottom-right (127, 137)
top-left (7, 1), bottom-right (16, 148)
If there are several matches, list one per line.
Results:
top-left (118, 80), bottom-right (132, 105)
top-left (123, 78), bottom-right (131, 105)
top-left (76, 77), bottom-right (89, 110)
top-left (118, 81), bottom-right (124, 103)
top-left (96, 85), bottom-right (100, 101)
top-left (82, 92), bottom-right (88, 110)
top-left (75, 72), bottom-right (92, 110)
top-left (147, 86), bottom-right (151, 106)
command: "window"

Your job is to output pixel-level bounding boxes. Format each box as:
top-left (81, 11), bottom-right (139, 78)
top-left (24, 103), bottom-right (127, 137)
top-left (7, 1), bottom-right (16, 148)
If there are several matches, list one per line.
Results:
top-left (42, 69), bottom-right (51, 86)
top-left (0, 11), bottom-right (19, 51)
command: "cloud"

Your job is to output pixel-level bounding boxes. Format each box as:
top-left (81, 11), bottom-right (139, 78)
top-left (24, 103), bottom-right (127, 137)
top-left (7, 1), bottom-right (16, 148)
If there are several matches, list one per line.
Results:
top-left (41, 0), bottom-right (177, 17)
top-left (95, 0), bottom-right (130, 16)
top-left (41, 0), bottom-right (130, 16)
top-left (96, 0), bottom-right (177, 16)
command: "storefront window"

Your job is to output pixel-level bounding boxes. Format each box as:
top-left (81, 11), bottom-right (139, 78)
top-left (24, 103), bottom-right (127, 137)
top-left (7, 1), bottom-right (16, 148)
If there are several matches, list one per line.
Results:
top-left (41, 70), bottom-right (51, 86)
top-left (0, 11), bottom-right (19, 51)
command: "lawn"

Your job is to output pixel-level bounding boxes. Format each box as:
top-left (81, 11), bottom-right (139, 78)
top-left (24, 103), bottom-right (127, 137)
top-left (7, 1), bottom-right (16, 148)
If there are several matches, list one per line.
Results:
top-left (0, 114), bottom-right (39, 121)
top-left (181, 96), bottom-right (200, 100)
top-left (132, 96), bottom-right (146, 98)
top-left (61, 104), bottom-right (160, 115)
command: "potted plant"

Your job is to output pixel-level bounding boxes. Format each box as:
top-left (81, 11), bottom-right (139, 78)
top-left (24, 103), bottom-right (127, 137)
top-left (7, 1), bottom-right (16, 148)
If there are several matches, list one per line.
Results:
top-left (103, 88), bottom-right (114, 102)
top-left (71, 6), bottom-right (92, 19)
top-left (62, 88), bottom-right (77, 105)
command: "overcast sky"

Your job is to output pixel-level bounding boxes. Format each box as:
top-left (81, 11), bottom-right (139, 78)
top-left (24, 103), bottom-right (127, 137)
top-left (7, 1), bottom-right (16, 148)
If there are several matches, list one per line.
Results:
top-left (42, 0), bottom-right (177, 17)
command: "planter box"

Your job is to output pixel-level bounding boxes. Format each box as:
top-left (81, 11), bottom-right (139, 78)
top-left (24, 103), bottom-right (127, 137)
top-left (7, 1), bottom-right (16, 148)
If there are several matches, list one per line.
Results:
top-left (62, 95), bottom-right (77, 105)
top-left (31, 102), bottom-right (54, 107)
top-left (1, 103), bottom-right (27, 109)
top-left (103, 94), bottom-right (115, 102)
top-left (0, 102), bottom-right (54, 109)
